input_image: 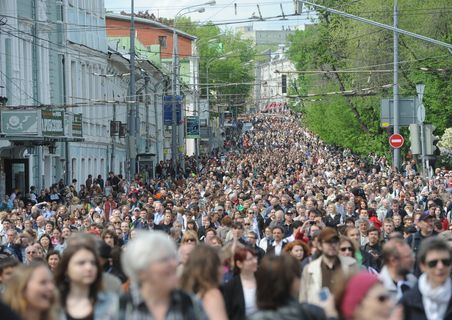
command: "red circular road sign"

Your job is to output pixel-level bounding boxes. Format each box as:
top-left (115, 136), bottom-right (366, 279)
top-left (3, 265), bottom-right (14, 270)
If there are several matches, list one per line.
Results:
top-left (389, 133), bottom-right (404, 148)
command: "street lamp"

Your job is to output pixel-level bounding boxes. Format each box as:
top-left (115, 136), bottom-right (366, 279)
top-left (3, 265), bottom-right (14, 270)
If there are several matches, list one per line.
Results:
top-left (171, 1), bottom-right (215, 176)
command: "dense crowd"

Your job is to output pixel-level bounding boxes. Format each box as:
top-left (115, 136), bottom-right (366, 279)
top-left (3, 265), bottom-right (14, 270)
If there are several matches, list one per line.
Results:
top-left (0, 112), bottom-right (451, 320)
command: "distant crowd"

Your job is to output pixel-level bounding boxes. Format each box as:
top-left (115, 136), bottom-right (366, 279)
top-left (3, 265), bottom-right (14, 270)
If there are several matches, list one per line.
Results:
top-left (0, 112), bottom-right (451, 320)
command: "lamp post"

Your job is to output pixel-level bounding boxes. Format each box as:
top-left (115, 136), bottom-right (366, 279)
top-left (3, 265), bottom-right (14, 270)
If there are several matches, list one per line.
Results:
top-left (171, 1), bottom-right (215, 177)
top-left (128, 0), bottom-right (138, 180)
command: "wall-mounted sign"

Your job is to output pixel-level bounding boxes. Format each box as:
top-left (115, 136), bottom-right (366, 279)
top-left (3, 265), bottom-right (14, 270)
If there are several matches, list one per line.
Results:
top-left (163, 95), bottom-right (182, 126)
top-left (41, 110), bottom-right (64, 136)
top-left (72, 114), bottom-right (83, 137)
top-left (186, 116), bottom-right (200, 138)
top-left (1, 111), bottom-right (40, 135)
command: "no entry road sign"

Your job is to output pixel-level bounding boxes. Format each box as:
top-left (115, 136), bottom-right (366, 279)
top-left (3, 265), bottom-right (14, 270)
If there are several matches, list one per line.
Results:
top-left (389, 133), bottom-right (404, 149)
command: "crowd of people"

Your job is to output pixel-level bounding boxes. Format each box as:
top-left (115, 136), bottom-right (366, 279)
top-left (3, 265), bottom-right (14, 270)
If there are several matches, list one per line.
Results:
top-left (0, 112), bottom-right (451, 320)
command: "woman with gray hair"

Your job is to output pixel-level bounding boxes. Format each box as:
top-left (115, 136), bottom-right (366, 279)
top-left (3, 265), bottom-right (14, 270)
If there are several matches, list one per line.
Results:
top-left (119, 231), bottom-right (208, 320)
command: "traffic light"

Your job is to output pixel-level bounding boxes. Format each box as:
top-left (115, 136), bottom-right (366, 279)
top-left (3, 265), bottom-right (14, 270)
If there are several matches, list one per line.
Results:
top-left (424, 124), bottom-right (438, 155)
top-left (408, 124), bottom-right (421, 154)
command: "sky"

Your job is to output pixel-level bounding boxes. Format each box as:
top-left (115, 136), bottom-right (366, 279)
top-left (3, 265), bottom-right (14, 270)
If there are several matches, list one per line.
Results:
top-left (104, 0), bottom-right (312, 31)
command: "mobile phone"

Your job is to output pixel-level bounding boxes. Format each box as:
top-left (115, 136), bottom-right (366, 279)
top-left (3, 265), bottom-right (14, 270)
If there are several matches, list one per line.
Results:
top-left (319, 287), bottom-right (330, 301)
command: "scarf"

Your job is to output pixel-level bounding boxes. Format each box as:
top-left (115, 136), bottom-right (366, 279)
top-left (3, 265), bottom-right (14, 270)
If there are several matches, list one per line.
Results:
top-left (418, 273), bottom-right (451, 320)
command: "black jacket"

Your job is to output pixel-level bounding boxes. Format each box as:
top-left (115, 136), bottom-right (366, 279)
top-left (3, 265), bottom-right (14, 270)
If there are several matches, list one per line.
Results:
top-left (221, 275), bottom-right (245, 320)
top-left (406, 231), bottom-right (437, 277)
top-left (399, 281), bottom-right (452, 320)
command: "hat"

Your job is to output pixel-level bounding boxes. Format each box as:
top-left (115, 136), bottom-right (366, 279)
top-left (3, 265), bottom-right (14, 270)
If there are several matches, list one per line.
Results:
top-left (214, 205), bottom-right (224, 212)
top-left (341, 272), bottom-right (380, 320)
top-left (318, 227), bottom-right (339, 243)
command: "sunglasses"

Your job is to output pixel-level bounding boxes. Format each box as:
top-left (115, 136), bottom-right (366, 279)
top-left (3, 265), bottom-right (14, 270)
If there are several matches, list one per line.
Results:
top-left (184, 238), bottom-right (196, 243)
top-left (340, 247), bottom-right (353, 252)
top-left (426, 258), bottom-right (451, 268)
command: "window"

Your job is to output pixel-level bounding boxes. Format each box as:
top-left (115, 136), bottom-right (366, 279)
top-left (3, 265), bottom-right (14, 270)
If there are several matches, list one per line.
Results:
top-left (158, 36), bottom-right (167, 48)
top-left (281, 74), bottom-right (287, 94)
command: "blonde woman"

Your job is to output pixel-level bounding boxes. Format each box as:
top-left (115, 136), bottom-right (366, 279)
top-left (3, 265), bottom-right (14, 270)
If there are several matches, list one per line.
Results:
top-left (3, 261), bottom-right (58, 320)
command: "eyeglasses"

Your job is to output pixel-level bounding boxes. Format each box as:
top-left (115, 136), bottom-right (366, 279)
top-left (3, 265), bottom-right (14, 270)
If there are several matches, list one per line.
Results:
top-left (426, 258), bottom-right (451, 268)
top-left (244, 223), bottom-right (250, 226)
top-left (340, 247), bottom-right (353, 252)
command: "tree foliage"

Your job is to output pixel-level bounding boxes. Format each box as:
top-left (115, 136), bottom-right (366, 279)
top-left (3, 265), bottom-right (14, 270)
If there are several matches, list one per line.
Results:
top-left (176, 18), bottom-right (256, 114)
top-left (288, 0), bottom-right (451, 157)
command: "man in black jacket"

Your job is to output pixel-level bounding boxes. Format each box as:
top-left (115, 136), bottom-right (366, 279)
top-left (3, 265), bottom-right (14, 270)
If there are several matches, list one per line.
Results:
top-left (406, 214), bottom-right (437, 277)
top-left (246, 231), bottom-right (265, 262)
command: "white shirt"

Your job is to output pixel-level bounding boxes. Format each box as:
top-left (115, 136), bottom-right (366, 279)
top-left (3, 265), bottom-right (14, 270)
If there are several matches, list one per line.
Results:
top-left (243, 287), bottom-right (257, 316)
top-left (273, 241), bottom-right (283, 256)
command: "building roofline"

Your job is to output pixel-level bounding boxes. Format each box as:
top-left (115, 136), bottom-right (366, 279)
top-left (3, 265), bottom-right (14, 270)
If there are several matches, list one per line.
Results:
top-left (106, 13), bottom-right (197, 41)
top-left (107, 47), bottom-right (167, 79)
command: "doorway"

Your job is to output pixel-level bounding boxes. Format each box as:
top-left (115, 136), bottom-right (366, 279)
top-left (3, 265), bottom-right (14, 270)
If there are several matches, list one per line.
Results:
top-left (4, 159), bottom-right (29, 196)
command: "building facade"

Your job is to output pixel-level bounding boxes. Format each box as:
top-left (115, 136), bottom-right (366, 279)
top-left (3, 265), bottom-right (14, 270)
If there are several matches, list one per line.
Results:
top-left (0, 0), bottom-right (166, 198)
top-left (254, 46), bottom-right (297, 113)
top-left (106, 14), bottom-right (199, 160)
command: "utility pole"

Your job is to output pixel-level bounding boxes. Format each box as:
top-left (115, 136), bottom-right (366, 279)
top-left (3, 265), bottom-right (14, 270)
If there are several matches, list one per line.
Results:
top-left (128, 0), bottom-right (137, 179)
top-left (393, 0), bottom-right (400, 170)
top-left (145, 75), bottom-right (150, 153)
top-left (111, 102), bottom-right (116, 172)
top-left (171, 28), bottom-right (179, 176)
top-left (154, 83), bottom-right (161, 164)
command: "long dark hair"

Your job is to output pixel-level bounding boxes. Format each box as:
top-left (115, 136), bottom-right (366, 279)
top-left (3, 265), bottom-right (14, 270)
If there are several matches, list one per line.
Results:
top-left (54, 242), bottom-right (102, 307)
top-left (39, 233), bottom-right (54, 251)
top-left (255, 254), bottom-right (300, 310)
top-left (180, 244), bottom-right (221, 297)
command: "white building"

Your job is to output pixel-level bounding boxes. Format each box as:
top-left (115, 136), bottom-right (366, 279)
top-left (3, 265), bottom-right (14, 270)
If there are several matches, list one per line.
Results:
top-left (0, 0), bottom-right (165, 198)
top-left (255, 46), bottom-right (297, 113)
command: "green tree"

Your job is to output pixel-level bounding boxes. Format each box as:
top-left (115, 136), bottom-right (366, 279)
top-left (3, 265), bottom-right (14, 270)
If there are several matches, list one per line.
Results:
top-left (176, 18), bottom-right (256, 115)
top-left (288, 0), bottom-right (452, 157)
